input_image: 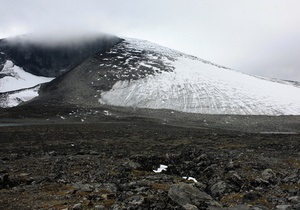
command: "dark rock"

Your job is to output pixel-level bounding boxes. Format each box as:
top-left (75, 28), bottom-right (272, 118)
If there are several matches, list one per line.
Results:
top-left (183, 203), bottom-right (199, 210)
top-left (94, 205), bottom-right (105, 210)
top-left (77, 150), bottom-right (85, 155)
top-left (229, 172), bottom-right (243, 187)
top-left (210, 181), bottom-right (226, 197)
top-left (128, 195), bottom-right (145, 205)
top-left (228, 205), bottom-right (251, 210)
top-left (243, 191), bottom-right (262, 202)
top-left (225, 160), bottom-right (236, 171)
top-left (73, 183), bottom-right (93, 192)
top-left (283, 174), bottom-right (298, 183)
top-left (292, 203), bottom-right (300, 210)
top-left (89, 150), bottom-right (99, 155)
top-left (250, 205), bottom-right (269, 210)
top-left (122, 160), bottom-right (141, 170)
top-left (275, 205), bottom-right (292, 210)
top-left (288, 196), bottom-right (300, 203)
top-left (72, 203), bottom-right (82, 210)
top-left (94, 183), bottom-right (117, 194)
top-left (209, 205), bottom-right (250, 210)
top-left (261, 169), bottom-right (275, 181)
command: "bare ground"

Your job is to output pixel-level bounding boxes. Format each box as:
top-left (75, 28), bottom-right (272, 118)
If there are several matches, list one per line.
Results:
top-left (0, 106), bottom-right (300, 209)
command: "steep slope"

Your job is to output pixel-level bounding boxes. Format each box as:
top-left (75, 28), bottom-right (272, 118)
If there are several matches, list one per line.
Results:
top-left (0, 33), bottom-right (122, 107)
top-left (37, 38), bottom-right (300, 115)
top-left (0, 33), bottom-right (122, 77)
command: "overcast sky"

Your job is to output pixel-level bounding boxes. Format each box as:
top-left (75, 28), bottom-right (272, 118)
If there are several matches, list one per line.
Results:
top-left (1, 0), bottom-right (300, 82)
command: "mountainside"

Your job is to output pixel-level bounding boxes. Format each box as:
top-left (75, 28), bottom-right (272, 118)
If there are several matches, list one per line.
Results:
top-left (0, 34), bottom-right (121, 107)
top-left (37, 38), bottom-right (300, 115)
top-left (0, 34), bottom-right (122, 77)
top-left (1, 35), bottom-right (300, 115)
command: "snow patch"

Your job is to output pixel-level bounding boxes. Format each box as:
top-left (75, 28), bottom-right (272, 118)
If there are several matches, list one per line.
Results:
top-left (0, 60), bottom-right (54, 93)
top-left (153, 164), bottom-right (168, 173)
top-left (0, 85), bottom-right (41, 108)
top-left (182, 176), bottom-right (198, 183)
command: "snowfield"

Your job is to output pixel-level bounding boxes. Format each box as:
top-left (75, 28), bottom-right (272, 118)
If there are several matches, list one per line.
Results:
top-left (0, 60), bottom-right (54, 93)
top-left (0, 85), bottom-right (41, 108)
top-left (0, 60), bottom-right (54, 107)
top-left (99, 39), bottom-right (300, 115)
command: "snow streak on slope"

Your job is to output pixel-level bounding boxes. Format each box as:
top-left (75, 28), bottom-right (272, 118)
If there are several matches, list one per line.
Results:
top-left (99, 39), bottom-right (300, 115)
top-left (0, 60), bottom-right (54, 93)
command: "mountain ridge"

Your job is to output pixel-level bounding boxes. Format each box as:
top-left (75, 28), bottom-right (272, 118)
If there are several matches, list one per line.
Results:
top-left (0, 33), bottom-right (122, 77)
top-left (1, 35), bottom-right (300, 115)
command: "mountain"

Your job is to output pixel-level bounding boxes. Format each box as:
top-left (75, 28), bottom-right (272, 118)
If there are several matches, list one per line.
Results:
top-left (0, 60), bottom-right (54, 107)
top-left (0, 33), bottom-right (121, 107)
top-left (0, 33), bottom-right (122, 77)
top-left (1, 35), bottom-right (300, 115)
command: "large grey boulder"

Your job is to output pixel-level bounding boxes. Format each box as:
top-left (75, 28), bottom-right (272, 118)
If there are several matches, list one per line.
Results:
top-left (168, 182), bottom-right (221, 209)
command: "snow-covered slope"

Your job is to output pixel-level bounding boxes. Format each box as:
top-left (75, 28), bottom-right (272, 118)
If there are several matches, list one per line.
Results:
top-left (97, 39), bottom-right (300, 115)
top-left (0, 60), bottom-right (54, 107)
top-left (0, 60), bottom-right (54, 93)
top-left (7, 37), bottom-right (299, 115)
top-left (0, 85), bottom-right (41, 108)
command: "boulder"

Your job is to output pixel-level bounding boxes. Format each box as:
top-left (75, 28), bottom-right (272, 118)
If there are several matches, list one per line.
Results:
top-left (210, 181), bottom-right (226, 197)
top-left (168, 183), bottom-right (221, 209)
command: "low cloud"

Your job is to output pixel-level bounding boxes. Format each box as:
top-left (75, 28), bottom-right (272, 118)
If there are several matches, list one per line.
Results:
top-left (0, 0), bottom-right (300, 81)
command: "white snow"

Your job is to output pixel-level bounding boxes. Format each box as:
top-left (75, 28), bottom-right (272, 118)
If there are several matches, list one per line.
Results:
top-left (182, 176), bottom-right (198, 183)
top-left (0, 60), bottom-right (54, 108)
top-left (1, 85), bottom-right (41, 108)
top-left (153, 164), bottom-right (168, 173)
top-left (103, 110), bottom-right (112, 116)
top-left (0, 60), bottom-right (54, 93)
top-left (99, 39), bottom-right (300, 115)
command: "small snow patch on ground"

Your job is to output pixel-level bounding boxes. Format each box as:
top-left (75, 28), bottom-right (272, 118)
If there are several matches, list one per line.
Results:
top-left (182, 176), bottom-right (198, 183)
top-left (153, 164), bottom-right (168, 173)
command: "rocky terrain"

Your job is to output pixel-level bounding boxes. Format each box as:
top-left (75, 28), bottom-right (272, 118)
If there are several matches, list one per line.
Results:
top-left (1, 106), bottom-right (300, 210)
top-left (1, 34), bottom-right (300, 209)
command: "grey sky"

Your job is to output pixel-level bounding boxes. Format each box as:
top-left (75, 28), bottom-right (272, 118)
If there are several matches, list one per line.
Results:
top-left (1, 0), bottom-right (300, 81)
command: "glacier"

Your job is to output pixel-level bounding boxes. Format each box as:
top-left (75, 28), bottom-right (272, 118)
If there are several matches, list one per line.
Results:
top-left (0, 60), bottom-right (54, 93)
top-left (0, 60), bottom-right (54, 107)
top-left (99, 39), bottom-right (300, 115)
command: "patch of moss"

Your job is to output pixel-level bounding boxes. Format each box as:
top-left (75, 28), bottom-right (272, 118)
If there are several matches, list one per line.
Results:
top-left (280, 183), bottom-right (300, 190)
top-left (130, 169), bottom-right (149, 177)
top-left (220, 193), bottom-right (244, 207)
top-left (104, 198), bottom-right (116, 208)
top-left (151, 183), bottom-right (170, 191)
top-left (286, 158), bottom-right (300, 169)
top-left (248, 196), bottom-right (272, 209)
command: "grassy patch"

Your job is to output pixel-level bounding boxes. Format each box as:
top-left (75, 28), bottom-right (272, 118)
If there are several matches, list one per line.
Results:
top-left (286, 158), bottom-right (300, 169)
top-left (130, 169), bottom-right (149, 177)
top-left (220, 193), bottom-right (244, 207)
top-left (151, 182), bottom-right (170, 191)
